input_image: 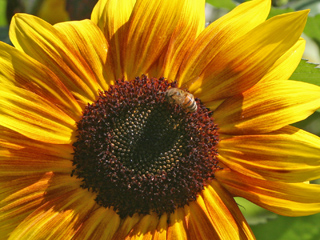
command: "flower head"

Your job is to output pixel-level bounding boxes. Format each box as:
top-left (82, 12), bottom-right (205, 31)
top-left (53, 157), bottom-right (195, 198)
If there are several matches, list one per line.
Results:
top-left (1, 0), bottom-right (320, 239)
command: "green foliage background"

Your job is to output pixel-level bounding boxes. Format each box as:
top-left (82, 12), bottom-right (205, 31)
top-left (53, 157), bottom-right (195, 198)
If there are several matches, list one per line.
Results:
top-left (0, 1), bottom-right (6, 25)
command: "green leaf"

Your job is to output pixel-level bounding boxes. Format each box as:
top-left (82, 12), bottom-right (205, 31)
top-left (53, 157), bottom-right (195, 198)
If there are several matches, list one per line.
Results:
top-left (268, 7), bottom-right (295, 19)
top-left (0, 0), bottom-right (7, 26)
top-left (251, 213), bottom-right (320, 240)
top-left (0, 26), bottom-right (10, 45)
top-left (235, 197), bottom-right (277, 225)
top-left (287, 0), bottom-right (320, 15)
top-left (272, 0), bottom-right (289, 7)
top-left (205, 0), bottom-right (236, 10)
top-left (303, 14), bottom-right (320, 45)
top-left (293, 111), bottom-right (320, 136)
top-left (290, 59), bottom-right (320, 86)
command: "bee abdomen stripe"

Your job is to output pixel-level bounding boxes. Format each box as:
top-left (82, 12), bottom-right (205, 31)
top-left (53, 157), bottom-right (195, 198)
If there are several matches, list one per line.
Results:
top-left (189, 101), bottom-right (197, 111)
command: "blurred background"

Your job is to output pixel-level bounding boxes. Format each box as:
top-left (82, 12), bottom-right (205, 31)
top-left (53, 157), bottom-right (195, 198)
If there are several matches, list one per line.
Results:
top-left (0, 0), bottom-right (319, 239)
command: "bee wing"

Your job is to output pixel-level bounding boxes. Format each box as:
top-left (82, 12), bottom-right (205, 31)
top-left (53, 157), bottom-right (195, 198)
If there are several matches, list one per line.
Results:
top-left (179, 77), bottom-right (200, 93)
top-left (172, 89), bottom-right (187, 103)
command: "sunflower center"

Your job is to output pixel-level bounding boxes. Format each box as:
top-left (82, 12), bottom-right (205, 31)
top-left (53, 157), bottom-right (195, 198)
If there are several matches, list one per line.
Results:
top-left (72, 75), bottom-right (219, 218)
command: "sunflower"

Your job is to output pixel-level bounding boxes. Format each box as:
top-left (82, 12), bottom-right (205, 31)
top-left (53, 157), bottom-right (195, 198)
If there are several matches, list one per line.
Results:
top-left (1, 0), bottom-right (320, 239)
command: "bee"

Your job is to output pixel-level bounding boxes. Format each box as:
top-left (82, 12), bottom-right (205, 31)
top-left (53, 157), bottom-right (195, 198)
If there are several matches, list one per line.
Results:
top-left (165, 88), bottom-right (197, 113)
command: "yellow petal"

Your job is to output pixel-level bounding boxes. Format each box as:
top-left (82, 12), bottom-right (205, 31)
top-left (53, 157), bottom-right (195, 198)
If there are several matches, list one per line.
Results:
top-left (184, 198), bottom-right (221, 239)
top-left (152, 213), bottom-right (168, 240)
top-left (44, 174), bottom-right (84, 197)
top-left (0, 173), bottom-right (53, 239)
top-left (0, 85), bottom-right (75, 144)
top-left (0, 149), bottom-right (72, 176)
top-left (72, 207), bottom-right (120, 240)
top-left (91, 0), bottom-right (136, 79)
top-left (0, 41), bottom-right (82, 120)
top-left (214, 80), bottom-right (320, 135)
top-left (112, 213), bottom-right (142, 239)
top-left (10, 14), bottom-right (102, 103)
top-left (125, 212), bottom-right (159, 240)
top-left (0, 127), bottom-right (73, 176)
top-left (200, 181), bottom-right (255, 240)
top-left (261, 38), bottom-right (305, 82)
top-left (37, 0), bottom-right (69, 24)
top-left (182, 10), bottom-right (309, 104)
top-left (178, 0), bottom-right (271, 88)
top-left (54, 20), bottom-right (115, 91)
top-left (167, 208), bottom-right (188, 240)
top-left (91, 0), bottom-right (136, 36)
top-left (8, 187), bottom-right (96, 240)
top-left (219, 125), bottom-right (320, 182)
top-left (122, 0), bottom-right (194, 80)
top-left (149, 0), bottom-right (205, 80)
top-left (0, 126), bottom-right (72, 158)
top-left (216, 169), bottom-right (320, 216)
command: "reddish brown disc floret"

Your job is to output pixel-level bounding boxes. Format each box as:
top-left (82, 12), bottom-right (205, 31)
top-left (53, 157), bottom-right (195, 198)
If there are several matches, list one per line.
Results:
top-left (72, 75), bottom-right (219, 218)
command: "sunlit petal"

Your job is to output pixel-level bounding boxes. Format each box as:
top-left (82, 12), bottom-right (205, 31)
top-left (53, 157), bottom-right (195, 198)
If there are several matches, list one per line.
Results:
top-left (214, 80), bottom-right (320, 134)
top-left (178, 0), bottom-right (271, 88)
top-left (10, 14), bottom-right (102, 103)
top-left (182, 10), bottom-right (308, 105)
top-left (91, 0), bottom-right (136, 79)
top-left (216, 169), bottom-right (320, 216)
top-left (0, 85), bottom-right (75, 144)
top-left (219, 125), bottom-right (320, 182)
top-left (0, 42), bottom-right (82, 120)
